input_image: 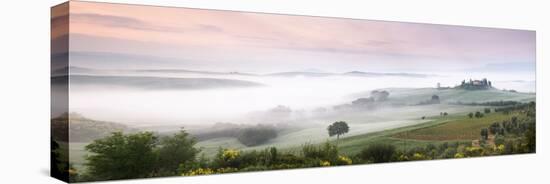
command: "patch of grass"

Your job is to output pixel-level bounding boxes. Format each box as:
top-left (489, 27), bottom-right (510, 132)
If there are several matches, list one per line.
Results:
top-left (392, 112), bottom-right (522, 141)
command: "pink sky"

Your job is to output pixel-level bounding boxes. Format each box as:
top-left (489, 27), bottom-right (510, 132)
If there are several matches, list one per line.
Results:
top-left (54, 1), bottom-right (535, 73)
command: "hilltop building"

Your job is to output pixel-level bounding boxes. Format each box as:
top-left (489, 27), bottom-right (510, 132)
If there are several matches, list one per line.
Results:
top-left (456, 78), bottom-right (493, 90)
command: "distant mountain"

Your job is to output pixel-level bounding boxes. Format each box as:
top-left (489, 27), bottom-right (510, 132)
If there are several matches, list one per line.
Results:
top-left (267, 71), bottom-right (432, 78)
top-left (51, 113), bottom-right (135, 142)
top-left (70, 75), bottom-right (264, 90)
top-left (135, 69), bottom-right (258, 76)
top-left (343, 71), bottom-right (431, 78)
top-left (266, 72), bottom-right (335, 77)
top-left (62, 66), bottom-right (434, 79)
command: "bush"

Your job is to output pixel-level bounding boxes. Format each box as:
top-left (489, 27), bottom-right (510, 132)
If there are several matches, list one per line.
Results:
top-left (336, 155), bottom-right (353, 165)
top-left (359, 144), bottom-right (396, 163)
top-left (84, 132), bottom-right (158, 181)
top-left (301, 142), bottom-right (338, 162)
top-left (494, 135), bottom-right (505, 146)
top-left (157, 130), bottom-right (199, 175)
top-left (441, 147), bottom-right (457, 158)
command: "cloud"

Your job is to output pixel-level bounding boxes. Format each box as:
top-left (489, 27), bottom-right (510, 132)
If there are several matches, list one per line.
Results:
top-left (71, 13), bottom-right (187, 33)
top-left (71, 13), bottom-right (226, 34)
top-left (475, 62), bottom-right (536, 72)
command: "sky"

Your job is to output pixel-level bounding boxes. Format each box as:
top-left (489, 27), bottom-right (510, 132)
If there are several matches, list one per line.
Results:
top-left (53, 1), bottom-right (536, 75)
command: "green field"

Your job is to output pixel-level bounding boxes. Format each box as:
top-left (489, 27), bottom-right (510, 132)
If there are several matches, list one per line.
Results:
top-left (393, 112), bottom-right (522, 141)
top-left (328, 111), bottom-right (520, 156)
top-left (351, 88), bottom-right (535, 105)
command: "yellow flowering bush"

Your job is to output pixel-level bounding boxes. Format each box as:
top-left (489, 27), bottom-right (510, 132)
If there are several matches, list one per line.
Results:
top-left (496, 144), bottom-right (505, 154)
top-left (216, 167), bottom-right (238, 173)
top-left (320, 160), bottom-right (331, 166)
top-left (398, 154), bottom-right (409, 161)
top-left (411, 153), bottom-right (427, 160)
top-left (464, 147), bottom-right (483, 157)
top-left (182, 168), bottom-right (214, 176)
top-left (337, 155), bottom-right (353, 165)
top-left (222, 149), bottom-right (240, 161)
top-left (454, 152), bottom-right (465, 158)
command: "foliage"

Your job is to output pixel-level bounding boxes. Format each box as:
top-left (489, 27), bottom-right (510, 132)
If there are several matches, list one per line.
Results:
top-left (480, 128), bottom-right (488, 140)
top-left (327, 121), bottom-right (350, 140)
top-left (301, 142), bottom-right (339, 162)
top-left (156, 129), bottom-right (199, 175)
top-left (85, 132), bottom-right (158, 180)
top-left (336, 155), bottom-right (353, 165)
top-left (359, 144), bottom-right (396, 163)
top-left (51, 139), bottom-right (69, 181)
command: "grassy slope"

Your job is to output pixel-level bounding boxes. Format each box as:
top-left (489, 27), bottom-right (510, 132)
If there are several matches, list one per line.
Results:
top-left (334, 112), bottom-right (519, 156)
top-left (352, 88), bottom-right (535, 105)
top-left (393, 112), bottom-right (523, 141)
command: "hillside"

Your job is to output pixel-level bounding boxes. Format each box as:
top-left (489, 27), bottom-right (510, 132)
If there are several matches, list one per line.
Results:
top-left (350, 88), bottom-right (535, 105)
top-left (69, 75), bottom-right (264, 90)
top-left (52, 113), bottom-right (135, 142)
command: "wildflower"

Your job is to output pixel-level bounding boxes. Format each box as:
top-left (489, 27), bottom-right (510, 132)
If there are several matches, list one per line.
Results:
top-left (320, 160), bottom-right (331, 166)
top-left (182, 168), bottom-right (214, 176)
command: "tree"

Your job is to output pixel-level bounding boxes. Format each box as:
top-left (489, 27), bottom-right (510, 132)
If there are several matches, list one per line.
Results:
top-left (468, 112), bottom-right (474, 118)
top-left (430, 95), bottom-right (441, 104)
top-left (484, 108), bottom-right (491, 114)
top-left (51, 139), bottom-right (68, 181)
top-left (85, 132), bottom-right (158, 181)
top-left (327, 121), bottom-right (350, 142)
top-left (371, 90), bottom-right (390, 101)
top-left (525, 124), bottom-right (536, 153)
top-left (474, 111), bottom-right (483, 118)
top-left (480, 128), bottom-right (489, 140)
top-left (156, 129), bottom-right (200, 175)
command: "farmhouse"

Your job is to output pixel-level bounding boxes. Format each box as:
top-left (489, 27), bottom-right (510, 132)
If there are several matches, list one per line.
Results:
top-left (456, 78), bottom-right (493, 90)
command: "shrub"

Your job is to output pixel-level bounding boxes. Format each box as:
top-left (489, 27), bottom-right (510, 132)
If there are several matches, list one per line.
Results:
top-left (182, 168), bottom-right (214, 176)
top-left (411, 153), bottom-right (427, 160)
top-left (464, 147), bottom-right (483, 157)
top-left (441, 147), bottom-right (457, 158)
top-left (494, 135), bottom-right (505, 146)
top-left (301, 142), bottom-right (338, 162)
top-left (319, 160), bottom-right (331, 166)
top-left (213, 148), bottom-right (242, 168)
top-left (84, 132), bottom-right (158, 180)
top-left (336, 155), bottom-right (353, 165)
top-left (359, 144), bottom-right (396, 163)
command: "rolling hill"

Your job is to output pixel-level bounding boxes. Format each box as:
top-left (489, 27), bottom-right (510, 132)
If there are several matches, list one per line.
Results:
top-left (350, 88), bottom-right (535, 105)
top-left (69, 75), bottom-right (264, 90)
